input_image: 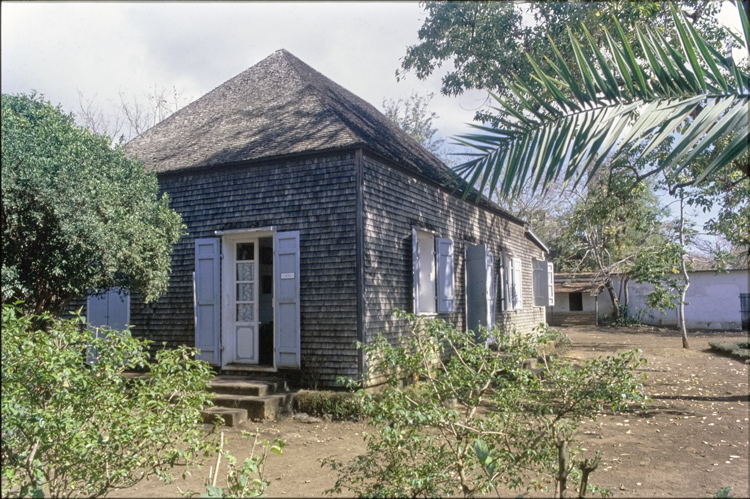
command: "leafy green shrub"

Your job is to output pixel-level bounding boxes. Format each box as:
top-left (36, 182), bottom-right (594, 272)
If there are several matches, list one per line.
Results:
top-left (1, 304), bottom-right (216, 498)
top-left (533, 323), bottom-right (572, 355)
top-left (604, 305), bottom-right (644, 326)
top-left (294, 390), bottom-right (363, 420)
top-left (708, 340), bottom-right (750, 360)
top-left (324, 310), bottom-right (647, 498)
top-left (197, 430), bottom-right (284, 498)
top-left (2, 93), bottom-right (184, 316)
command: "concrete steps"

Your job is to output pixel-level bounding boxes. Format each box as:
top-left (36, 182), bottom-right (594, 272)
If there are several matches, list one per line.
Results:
top-left (200, 376), bottom-right (295, 426)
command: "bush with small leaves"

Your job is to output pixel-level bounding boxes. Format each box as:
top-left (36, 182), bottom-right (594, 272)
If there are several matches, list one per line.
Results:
top-left (324, 310), bottom-right (647, 498)
top-left (1, 304), bottom-right (217, 498)
top-left (197, 430), bottom-right (284, 498)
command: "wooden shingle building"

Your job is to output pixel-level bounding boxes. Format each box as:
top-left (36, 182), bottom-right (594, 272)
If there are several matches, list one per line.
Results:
top-left (120, 49), bottom-right (554, 387)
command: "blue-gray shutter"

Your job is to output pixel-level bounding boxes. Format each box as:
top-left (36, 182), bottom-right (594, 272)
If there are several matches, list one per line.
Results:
top-left (86, 292), bottom-right (109, 363)
top-left (412, 228), bottom-right (420, 314)
top-left (194, 238), bottom-right (221, 365)
top-left (436, 237), bottom-right (455, 313)
top-left (466, 244), bottom-right (488, 334)
top-left (533, 260), bottom-right (546, 307)
top-left (86, 289), bottom-right (129, 363)
top-left (274, 231), bottom-right (300, 368)
top-left (107, 290), bottom-right (130, 331)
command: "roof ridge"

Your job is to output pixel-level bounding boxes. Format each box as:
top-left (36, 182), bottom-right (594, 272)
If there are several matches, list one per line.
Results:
top-left (276, 50), bottom-right (369, 146)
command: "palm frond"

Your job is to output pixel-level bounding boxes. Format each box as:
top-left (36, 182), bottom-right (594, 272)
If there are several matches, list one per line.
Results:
top-left (454, 1), bottom-right (750, 198)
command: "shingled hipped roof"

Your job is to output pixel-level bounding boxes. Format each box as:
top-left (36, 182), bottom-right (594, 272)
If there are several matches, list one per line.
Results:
top-left (125, 49), bottom-right (452, 183)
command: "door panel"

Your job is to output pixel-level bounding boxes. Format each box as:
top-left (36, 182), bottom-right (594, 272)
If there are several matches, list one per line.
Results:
top-left (231, 240), bottom-right (258, 363)
top-left (275, 231), bottom-right (300, 368)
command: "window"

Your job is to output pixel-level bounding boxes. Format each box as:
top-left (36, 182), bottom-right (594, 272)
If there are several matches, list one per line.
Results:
top-left (412, 229), bottom-right (455, 315)
top-left (569, 292), bottom-right (583, 311)
top-left (500, 255), bottom-right (523, 312)
top-left (533, 259), bottom-right (555, 307)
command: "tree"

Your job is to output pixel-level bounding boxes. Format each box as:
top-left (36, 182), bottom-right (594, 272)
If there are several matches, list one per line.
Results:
top-left (325, 312), bottom-right (647, 498)
top-left (552, 165), bottom-right (669, 322)
top-left (77, 84), bottom-right (190, 145)
top-left (1, 305), bottom-right (216, 498)
top-left (452, 2), bottom-right (749, 199)
top-left (1, 93), bottom-right (184, 316)
top-left (383, 91), bottom-right (456, 165)
top-left (399, 1), bottom-right (727, 124)
top-left (493, 180), bottom-right (571, 255)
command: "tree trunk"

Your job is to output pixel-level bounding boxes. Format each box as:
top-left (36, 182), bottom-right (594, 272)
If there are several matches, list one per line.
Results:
top-left (604, 279), bottom-right (620, 321)
top-left (623, 275), bottom-right (630, 316)
top-left (678, 190), bottom-right (690, 349)
top-left (556, 440), bottom-right (568, 498)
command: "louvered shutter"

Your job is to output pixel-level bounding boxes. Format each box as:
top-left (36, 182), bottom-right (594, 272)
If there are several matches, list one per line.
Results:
top-left (486, 252), bottom-right (495, 329)
top-left (412, 228), bottom-right (420, 314)
top-left (533, 260), bottom-right (545, 307)
top-left (275, 231), bottom-right (300, 368)
top-left (436, 237), bottom-right (455, 313)
top-left (194, 238), bottom-right (221, 365)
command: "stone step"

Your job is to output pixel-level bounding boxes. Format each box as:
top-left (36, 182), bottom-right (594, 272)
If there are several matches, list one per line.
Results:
top-left (211, 392), bottom-right (295, 421)
top-left (200, 406), bottom-right (247, 427)
top-left (209, 376), bottom-right (288, 397)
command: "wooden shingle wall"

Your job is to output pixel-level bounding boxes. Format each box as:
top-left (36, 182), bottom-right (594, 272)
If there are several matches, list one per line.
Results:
top-left (361, 153), bottom-right (546, 360)
top-left (128, 153), bottom-right (360, 387)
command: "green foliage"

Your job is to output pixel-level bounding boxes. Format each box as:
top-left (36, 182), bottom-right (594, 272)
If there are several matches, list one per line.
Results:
top-left (552, 167), bottom-right (668, 272)
top-left (450, 2), bottom-right (748, 198)
top-left (630, 239), bottom-right (692, 314)
top-left (708, 341), bottom-right (750, 361)
top-left (1, 92), bottom-right (185, 315)
top-left (714, 485), bottom-right (734, 498)
top-left (324, 311), bottom-right (647, 498)
top-left (198, 430), bottom-right (284, 498)
top-left (293, 390), bottom-right (363, 421)
top-left (1, 304), bottom-right (216, 498)
top-left (400, 2), bottom-right (726, 109)
top-left (604, 305), bottom-right (644, 327)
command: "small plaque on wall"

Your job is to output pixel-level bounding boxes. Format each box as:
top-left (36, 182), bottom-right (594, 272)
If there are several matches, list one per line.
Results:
top-left (280, 273), bottom-right (295, 280)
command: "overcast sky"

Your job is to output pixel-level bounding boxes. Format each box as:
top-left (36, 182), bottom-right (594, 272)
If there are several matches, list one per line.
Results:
top-left (1, 1), bottom-right (492, 145)
top-left (2, 2), bottom-right (743, 145)
top-left (2, 1), bottom-right (744, 226)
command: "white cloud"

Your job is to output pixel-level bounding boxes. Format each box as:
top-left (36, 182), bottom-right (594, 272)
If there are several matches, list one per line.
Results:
top-left (1, 1), bottom-right (480, 144)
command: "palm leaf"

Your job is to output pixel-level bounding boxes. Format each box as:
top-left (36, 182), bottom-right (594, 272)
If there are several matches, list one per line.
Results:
top-left (453, 1), bottom-right (750, 198)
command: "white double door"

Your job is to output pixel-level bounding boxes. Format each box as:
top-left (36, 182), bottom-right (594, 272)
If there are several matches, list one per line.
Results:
top-left (194, 231), bottom-right (300, 369)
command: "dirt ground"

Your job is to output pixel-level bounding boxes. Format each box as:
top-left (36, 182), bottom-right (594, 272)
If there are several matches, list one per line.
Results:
top-left (111, 325), bottom-right (749, 498)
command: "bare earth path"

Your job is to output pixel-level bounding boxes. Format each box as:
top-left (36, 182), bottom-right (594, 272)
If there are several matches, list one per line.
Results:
top-left (111, 325), bottom-right (749, 498)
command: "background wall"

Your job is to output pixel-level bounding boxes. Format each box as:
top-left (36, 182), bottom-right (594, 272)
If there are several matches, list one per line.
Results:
top-left (598, 270), bottom-right (749, 330)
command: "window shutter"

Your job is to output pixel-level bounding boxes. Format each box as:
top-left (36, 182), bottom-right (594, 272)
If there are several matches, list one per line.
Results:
top-left (547, 261), bottom-right (555, 306)
top-left (512, 257), bottom-right (523, 310)
top-left (107, 290), bottom-right (130, 331)
top-left (486, 252), bottom-right (495, 329)
top-left (412, 228), bottom-right (420, 314)
top-left (194, 238), bottom-right (221, 365)
top-left (533, 260), bottom-right (546, 307)
top-left (436, 238), bottom-right (455, 313)
top-left (502, 256), bottom-right (515, 312)
top-left (275, 231), bottom-right (300, 368)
